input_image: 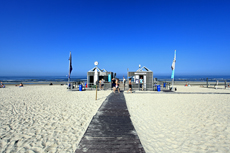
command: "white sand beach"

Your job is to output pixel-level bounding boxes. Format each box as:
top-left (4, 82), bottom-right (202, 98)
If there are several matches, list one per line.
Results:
top-left (1, 85), bottom-right (230, 153)
top-left (0, 85), bottom-right (111, 152)
top-left (125, 85), bottom-right (230, 153)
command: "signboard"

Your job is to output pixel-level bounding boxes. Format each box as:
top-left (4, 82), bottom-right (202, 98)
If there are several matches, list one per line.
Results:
top-left (134, 73), bottom-right (146, 75)
top-left (100, 72), bottom-right (106, 76)
top-left (108, 74), bottom-right (111, 82)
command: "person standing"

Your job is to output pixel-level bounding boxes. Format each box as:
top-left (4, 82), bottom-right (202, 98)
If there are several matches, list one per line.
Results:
top-left (127, 78), bottom-right (132, 93)
top-left (123, 76), bottom-right (126, 90)
top-left (99, 79), bottom-right (102, 89)
top-left (101, 78), bottom-right (105, 90)
top-left (140, 77), bottom-right (143, 91)
top-left (123, 76), bottom-right (126, 85)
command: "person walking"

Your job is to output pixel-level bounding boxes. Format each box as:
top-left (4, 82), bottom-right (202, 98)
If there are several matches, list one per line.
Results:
top-left (127, 78), bottom-right (132, 93)
top-left (122, 76), bottom-right (125, 89)
top-left (115, 78), bottom-right (120, 93)
top-left (112, 78), bottom-right (116, 93)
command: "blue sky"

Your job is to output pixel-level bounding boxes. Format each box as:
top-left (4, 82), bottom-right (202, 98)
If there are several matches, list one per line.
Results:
top-left (0, 0), bottom-right (229, 77)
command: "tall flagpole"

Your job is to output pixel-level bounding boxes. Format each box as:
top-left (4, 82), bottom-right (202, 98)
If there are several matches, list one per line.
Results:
top-left (172, 73), bottom-right (174, 89)
top-left (171, 50), bottom-right (176, 90)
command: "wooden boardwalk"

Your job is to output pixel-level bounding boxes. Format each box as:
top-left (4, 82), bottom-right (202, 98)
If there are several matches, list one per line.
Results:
top-left (75, 92), bottom-right (145, 153)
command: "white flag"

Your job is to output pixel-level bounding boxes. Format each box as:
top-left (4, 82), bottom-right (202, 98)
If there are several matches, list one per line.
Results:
top-left (171, 50), bottom-right (176, 70)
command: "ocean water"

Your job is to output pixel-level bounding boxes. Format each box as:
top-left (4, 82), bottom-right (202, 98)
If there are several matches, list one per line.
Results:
top-left (119, 75), bottom-right (230, 82)
top-left (0, 75), bottom-right (230, 84)
top-left (154, 75), bottom-right (230, 82)
top-left (0, 76), bottom-right (87, 84)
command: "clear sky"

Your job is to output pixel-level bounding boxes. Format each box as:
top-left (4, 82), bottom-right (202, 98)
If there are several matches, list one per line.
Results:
top-left (0, 0), bottom-right (230, 77)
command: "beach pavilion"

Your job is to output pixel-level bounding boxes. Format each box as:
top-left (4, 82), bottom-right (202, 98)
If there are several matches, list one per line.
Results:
top-left (87, 61), bottom-right (113, 89)
top-left (127, 65), bottom-right (153, 90)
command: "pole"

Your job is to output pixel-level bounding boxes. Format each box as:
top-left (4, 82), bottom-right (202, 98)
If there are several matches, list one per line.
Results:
top-left (68, 68), bottom-right (70, 89)
top-left (95, 85), bottom-right (97, 100)
top-left (68, 54), bottom-right (70, 89)
top-left (68, 77), bottom-right (69, 89)
top-left (138, 79), bottom-right (140, 91)
top-left (127, 68), bottom-right (129, 92)
top-left (142, 82), bottom-right (143, 91)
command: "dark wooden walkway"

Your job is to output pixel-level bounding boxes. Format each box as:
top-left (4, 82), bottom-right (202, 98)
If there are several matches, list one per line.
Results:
top-left (75, 92), bottom-right (145, 153)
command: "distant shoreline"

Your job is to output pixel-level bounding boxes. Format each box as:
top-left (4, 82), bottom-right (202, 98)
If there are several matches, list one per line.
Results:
top-left (0, 75), bottom-right (230, 85)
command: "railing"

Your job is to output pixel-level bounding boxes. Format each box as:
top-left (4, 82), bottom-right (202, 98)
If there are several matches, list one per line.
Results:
top-left (69, 80), bottom-right (230, 91)
top-left (87, 82), bottom-right (112, 90)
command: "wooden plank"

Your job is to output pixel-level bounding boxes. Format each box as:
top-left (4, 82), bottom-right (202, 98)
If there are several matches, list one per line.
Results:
top-left (75, 92), bottom-right (145, 153)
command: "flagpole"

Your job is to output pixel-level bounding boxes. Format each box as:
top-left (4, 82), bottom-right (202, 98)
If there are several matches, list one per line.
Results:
top-left (68, 53), bottom-right (70, 89)
top-left (68, 57), bottom-right (70, 88)
top-left (172, 77), bottom-right (174, 89)
top-left (171, 70), bottom-right (174, 89)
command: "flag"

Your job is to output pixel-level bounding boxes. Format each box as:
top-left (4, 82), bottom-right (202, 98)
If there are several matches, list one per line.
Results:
top-left (171, 50), bottom-right (176, 79)
top-left (69, 52), bottom-right (73, 78)
top-left (171, 50), bottom-right (176, 70)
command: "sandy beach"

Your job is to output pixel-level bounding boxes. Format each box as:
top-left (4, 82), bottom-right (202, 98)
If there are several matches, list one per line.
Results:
top-left (1, 85), bottom-right (230, 152)
top-left (0, 85), bottom-right (111, 152)
top-left (125, 85), bottom-right (230, 152)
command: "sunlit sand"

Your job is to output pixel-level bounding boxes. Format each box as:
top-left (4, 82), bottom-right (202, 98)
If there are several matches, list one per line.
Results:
top-left (1, 85), bottom-right (230, 152)
top-left (125, 85), bottom-right (230, 152)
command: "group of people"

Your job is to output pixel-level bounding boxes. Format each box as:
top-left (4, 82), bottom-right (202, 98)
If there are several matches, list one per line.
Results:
top-left (112, 77), bottom-right (141, 93)
top-left (97, 76), bottom-right (144, 93)
top-left (112, 78), bottom-right (120, 93)
top-left (127, 77), bottom-right (144, 93)
top-left (15, 83), bottom-right (23, 87)
top-left (0, 82), bottom-right (24, 88)
top-left (112, 77), bottom-right (137, 93)
top-left (0, 82), bottom-right (5, 88)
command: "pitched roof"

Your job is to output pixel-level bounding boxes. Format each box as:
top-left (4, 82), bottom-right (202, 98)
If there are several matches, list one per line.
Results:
top-left (88, 66), bottom-right (107, 72)
top-left (136, 66), bottom-right (152, 72)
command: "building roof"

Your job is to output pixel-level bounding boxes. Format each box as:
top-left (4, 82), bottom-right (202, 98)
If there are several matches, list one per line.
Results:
top-left (136, 66), bottom-right (152, 72)
top-left (88, 66), bottom-right (107, 72)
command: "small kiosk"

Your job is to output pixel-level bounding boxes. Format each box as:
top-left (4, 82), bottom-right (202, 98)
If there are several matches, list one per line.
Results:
top-left (127, 65), bottom-right (153, 90)
top-left (87, 61), bottom-right (113, 89)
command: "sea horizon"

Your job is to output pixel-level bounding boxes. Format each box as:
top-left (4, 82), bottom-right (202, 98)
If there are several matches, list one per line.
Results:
top-left (1, 75), bottom-right (230, 84)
